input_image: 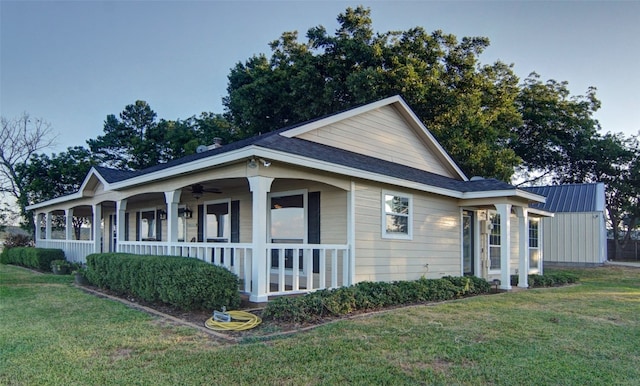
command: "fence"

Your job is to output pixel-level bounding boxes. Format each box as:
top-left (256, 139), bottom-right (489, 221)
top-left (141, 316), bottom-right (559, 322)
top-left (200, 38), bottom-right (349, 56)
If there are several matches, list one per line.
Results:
top-left (607, 239), bottom-right (640, 261)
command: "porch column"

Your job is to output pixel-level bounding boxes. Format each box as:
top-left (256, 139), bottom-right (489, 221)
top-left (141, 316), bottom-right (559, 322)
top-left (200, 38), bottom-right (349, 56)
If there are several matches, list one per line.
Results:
top-left (34, 213), bottom-right (42, 241)
top-left (45, 212), bottom-right (52, 240)
top-left (164, 190), bottom-right (182, 244)
top-left (92, 203), bottom-right (102, 253)
top-left (65, 208), bottom-right (74, 240)
top-left (248, 176), bottom-right (274, 302)
top-left (347, 181), bottom-right (356, 286)
top-left (496, 204), bottom-right (512, 290)
top-left (515, 206), bottom-right (529, 289)
top-left (116, 199), bottom-right (127, 252)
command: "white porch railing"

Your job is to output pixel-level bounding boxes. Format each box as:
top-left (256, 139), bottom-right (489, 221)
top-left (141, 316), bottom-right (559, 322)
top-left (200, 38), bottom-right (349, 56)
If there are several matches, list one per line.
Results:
top-left (35, 238), bottom-right (351, 298)
top-left (37, 239), bottom-right (95, 264)
top-left (117, 241), bottom-right (254, 293)
top-left (266, 243), bottom-right (350, 296)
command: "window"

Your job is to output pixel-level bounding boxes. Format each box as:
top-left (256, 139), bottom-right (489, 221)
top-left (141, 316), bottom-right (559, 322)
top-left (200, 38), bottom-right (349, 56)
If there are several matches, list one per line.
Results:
top-left (382, 191), bottom-right (412, 239)
top-left (529, 218), bottom-right (540, 271)
top-left (177, 207), bottom-right (187, 242)
top-left (269, 191), bottom-right (307, 270)
top-left (205, 201), bottom-right (230, 242)
top-left (489, 212), bottom-right (501, 270)
top-left (139, 209), bottom-right (156, 241)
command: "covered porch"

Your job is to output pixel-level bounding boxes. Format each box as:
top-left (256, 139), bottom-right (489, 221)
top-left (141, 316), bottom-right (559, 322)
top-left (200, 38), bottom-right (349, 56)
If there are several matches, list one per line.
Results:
top-left (33, 174), bottom-right (354, 302)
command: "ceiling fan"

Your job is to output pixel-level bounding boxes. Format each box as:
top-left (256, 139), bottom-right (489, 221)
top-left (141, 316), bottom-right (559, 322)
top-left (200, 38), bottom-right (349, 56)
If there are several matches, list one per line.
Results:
top-left (189, 183), bottom-right (221, 199)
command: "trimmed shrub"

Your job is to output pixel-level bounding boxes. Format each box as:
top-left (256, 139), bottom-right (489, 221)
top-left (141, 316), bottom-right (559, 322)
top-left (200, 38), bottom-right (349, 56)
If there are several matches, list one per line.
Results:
top-left (85, 253), bottom-right (241, 311)
top-left (510, 272), bottom-right (579, 288)
top-left (0, 247), bottom-right (64, 272)
top-left (263, 275), bottom-right (492, 323)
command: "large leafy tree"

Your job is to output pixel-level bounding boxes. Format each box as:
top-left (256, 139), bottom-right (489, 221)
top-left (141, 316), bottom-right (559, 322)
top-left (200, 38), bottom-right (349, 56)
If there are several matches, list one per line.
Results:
top-left (513, 73), bottom-right (602, 184)
top-left (87, 100), bottom-right (160, 170)
top-left (17, 146), bottom-right (96, 236)
top-left (224, 6), bottom-right (522, 180)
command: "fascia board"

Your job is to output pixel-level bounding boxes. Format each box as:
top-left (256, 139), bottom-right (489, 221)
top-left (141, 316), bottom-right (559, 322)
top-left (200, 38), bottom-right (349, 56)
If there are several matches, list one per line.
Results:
top-left (527, 208), bottom-right (555, 218)
top-left (78, 167), bottom-right (110, 193)
top-left (108, 147), bottom-right (258, 190)
top-left (461, 189), bottom-right (546, 203)
top-left (252, 147), bottom-right (465, 199)
top-left (280, 95), bottom-right (403, 138)
top-left (26, 192), bottom-right (84, 211)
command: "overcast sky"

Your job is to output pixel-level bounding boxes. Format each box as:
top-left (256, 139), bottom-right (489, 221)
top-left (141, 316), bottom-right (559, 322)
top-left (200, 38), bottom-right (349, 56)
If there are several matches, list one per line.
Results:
top-left (1, 0), bottom-right (639, 153)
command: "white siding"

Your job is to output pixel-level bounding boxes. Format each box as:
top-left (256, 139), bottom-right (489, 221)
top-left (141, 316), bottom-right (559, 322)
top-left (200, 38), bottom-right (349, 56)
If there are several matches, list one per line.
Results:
top-left (296, 105), bottom-right (457, 178)
top-left (353, 181), bottom-right (462, 283)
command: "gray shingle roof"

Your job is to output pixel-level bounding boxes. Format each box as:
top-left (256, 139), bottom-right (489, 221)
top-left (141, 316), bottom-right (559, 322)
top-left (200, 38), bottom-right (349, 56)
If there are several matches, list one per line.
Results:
top-left (524, 183), bottom-right (605, 212)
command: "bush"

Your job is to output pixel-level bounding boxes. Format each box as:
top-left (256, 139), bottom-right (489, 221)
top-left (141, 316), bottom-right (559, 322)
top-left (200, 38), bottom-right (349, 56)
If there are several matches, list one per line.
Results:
top-left (0, 247), bottom-right (65, 272)
top-left (51, 259), bottom-right (73, 274)
top-left (2, 233), bottom-right (32, 249)
top-left (85, 253), bottom-right (241, 311)
top-left (511, 272), bottom-right (579, 288)
top-left (263, 275), bottom-right (492, 323)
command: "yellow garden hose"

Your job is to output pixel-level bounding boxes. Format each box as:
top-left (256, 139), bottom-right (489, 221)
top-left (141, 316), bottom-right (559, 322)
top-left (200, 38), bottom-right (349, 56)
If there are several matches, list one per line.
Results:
top-left (204, 310), bottom-right (262, 331)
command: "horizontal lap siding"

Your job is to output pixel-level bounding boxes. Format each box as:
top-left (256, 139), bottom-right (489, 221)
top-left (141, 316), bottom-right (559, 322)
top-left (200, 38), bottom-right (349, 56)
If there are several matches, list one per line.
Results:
top-left (297, 105), bottom-right (455, 177)
top-left (354, 182), bottom-right (461, 283)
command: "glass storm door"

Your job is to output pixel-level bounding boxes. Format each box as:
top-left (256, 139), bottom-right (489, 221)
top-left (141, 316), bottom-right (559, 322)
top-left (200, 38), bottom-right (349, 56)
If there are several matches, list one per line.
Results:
top-left (463, 211), bottom-right (475, 276)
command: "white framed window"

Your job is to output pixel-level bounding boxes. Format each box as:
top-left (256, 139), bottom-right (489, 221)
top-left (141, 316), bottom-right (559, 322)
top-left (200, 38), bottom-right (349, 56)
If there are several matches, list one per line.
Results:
top-left (177, 205), bottom-right (188, 242)
top-left (139, 208), bottom-right (156, 241)
top-left (529, 218), bottom-right (540, 272)
top-left (268, 189), bottom-right (308, 271)
top-left (382, 191), bottom-right (412, 240)
top-left (489, 212), bottom-right (501, 272)
top-left (204, 199), bottom-right (230, 242)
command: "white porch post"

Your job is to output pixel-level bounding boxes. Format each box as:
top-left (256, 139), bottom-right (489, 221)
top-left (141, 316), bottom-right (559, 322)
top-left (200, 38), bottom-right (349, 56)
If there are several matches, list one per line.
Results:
top-left (496, 203), bottom-right (512, 290)
top-left (116, 199), bottom-right (127, 252)
top-left (34, 213), bottom-right (42, 241)
top-left (45, 212), bottom-right (52, 240)
top-left (92, 203), bottom-right (102, 253)
top-left (516, 206), bottom-right (529, 289)
top-left (248, 176), bottom-right (274, 302)
top-left (65, 208), bottom-right (74, 240)
top-left (164, 190), bottom-right (182, 243)
top-left (347, 181), bottom-right (356, 286)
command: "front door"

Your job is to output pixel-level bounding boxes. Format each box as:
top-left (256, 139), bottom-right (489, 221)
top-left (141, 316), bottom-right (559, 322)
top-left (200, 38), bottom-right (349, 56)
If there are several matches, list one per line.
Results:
top-left (462, 210), bottom-right (475, 276)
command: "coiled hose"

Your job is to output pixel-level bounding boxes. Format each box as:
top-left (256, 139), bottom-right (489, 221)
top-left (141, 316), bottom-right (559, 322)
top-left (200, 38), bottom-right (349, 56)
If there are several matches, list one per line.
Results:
top-left (204, 310), bottom-right (262, 331)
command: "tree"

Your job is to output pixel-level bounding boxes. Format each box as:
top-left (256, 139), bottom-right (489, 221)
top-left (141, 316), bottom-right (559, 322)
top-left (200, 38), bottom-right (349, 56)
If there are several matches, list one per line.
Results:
top-left (512, 73), bottom-right (602, 185)
top-left (87, 100), bottom-right (160, 170)
top-left (0, 113), bottom-right (56, 231)
top-left (224, 6), bottom-right (523, 180)
top-left (88, 101), bottom-right (238, 170)
top-left (577, 133), bottom-right (639, 259)
top-left (17, 146), bottom-right (96, 238)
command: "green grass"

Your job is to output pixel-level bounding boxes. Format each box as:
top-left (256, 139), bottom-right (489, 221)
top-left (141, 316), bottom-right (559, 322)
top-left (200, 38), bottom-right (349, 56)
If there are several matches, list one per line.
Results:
top-left (1, 264), bottom-right (639, 385)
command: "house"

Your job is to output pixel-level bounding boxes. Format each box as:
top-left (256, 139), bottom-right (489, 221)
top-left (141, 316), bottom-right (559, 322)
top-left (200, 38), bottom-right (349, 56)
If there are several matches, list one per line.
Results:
top-left (26, 96), bottom-right (550, 302)
top-left (525, 183), bottom-right (607, 266)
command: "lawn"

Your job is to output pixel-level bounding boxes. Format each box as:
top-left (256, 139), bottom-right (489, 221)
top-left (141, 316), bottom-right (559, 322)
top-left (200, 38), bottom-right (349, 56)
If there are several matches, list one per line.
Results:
top-left (1, 264), bottom-right (639, 385)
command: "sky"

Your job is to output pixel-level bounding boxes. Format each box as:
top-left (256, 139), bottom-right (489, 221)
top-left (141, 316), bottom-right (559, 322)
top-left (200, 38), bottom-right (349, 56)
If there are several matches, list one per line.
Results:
top-left (1, 0), bottom-right (639, 154)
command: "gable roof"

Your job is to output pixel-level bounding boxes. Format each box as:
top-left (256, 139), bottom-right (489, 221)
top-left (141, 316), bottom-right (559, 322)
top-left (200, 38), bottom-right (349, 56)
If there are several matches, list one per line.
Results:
top-left (27, 96), bottom-right (545, 210)
top-left (524, 183), bottom-right (605, 212)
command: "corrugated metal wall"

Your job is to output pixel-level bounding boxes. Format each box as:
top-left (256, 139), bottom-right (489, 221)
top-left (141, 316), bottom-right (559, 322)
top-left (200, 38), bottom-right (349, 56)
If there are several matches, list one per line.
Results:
top-left (542, 212), bottom-right (606, 265)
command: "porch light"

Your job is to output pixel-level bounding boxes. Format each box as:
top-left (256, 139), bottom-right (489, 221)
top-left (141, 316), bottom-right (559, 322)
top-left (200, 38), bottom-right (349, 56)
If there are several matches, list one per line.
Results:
top-left (158, 210), bottom-right (167, 220)
top-left (184, 206), bottom-right (193, 219)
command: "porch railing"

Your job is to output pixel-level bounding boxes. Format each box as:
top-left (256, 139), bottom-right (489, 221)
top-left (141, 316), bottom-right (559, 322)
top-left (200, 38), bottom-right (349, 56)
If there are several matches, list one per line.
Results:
top-left (117, 241), bottom-right (253, 293)
top-left (37, 239), bottom-right (94, 264)
top-left (35, 239), bottom-right (351, 298)
top-left (266, 243), bottom-right (350, 296)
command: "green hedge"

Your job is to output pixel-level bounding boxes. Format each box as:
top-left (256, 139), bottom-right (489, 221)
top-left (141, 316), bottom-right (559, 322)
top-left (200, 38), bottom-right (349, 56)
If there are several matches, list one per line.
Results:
top-left (85, 253), bottom-right (241, 311)
top-left (0, 247), bottom-right (65, 272)
top-left (263, 276), bottom-right (491, 323)
top-left (510, 272), bottom-right (579, 287)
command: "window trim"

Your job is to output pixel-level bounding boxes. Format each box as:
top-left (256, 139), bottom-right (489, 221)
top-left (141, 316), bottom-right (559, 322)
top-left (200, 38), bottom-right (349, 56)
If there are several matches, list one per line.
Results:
top-left (488, 211), bottom-right (501, 274)
top-left (381, 190), bottom-right (413, 240)
top-left (138, 207), bottom-right (157, 241)
top-left (203, 198), bottom-right (231, 242)
top-left (268, 189), bottom-right (308, 274)
top-left (528, 218), bottom-right (541, 273)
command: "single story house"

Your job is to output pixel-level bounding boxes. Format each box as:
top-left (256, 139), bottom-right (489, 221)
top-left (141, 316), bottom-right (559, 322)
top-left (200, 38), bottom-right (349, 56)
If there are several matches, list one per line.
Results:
top-left (27, 96), bottom-right (550, 301)
top-left (525, 183), bottom-right (607, 266)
